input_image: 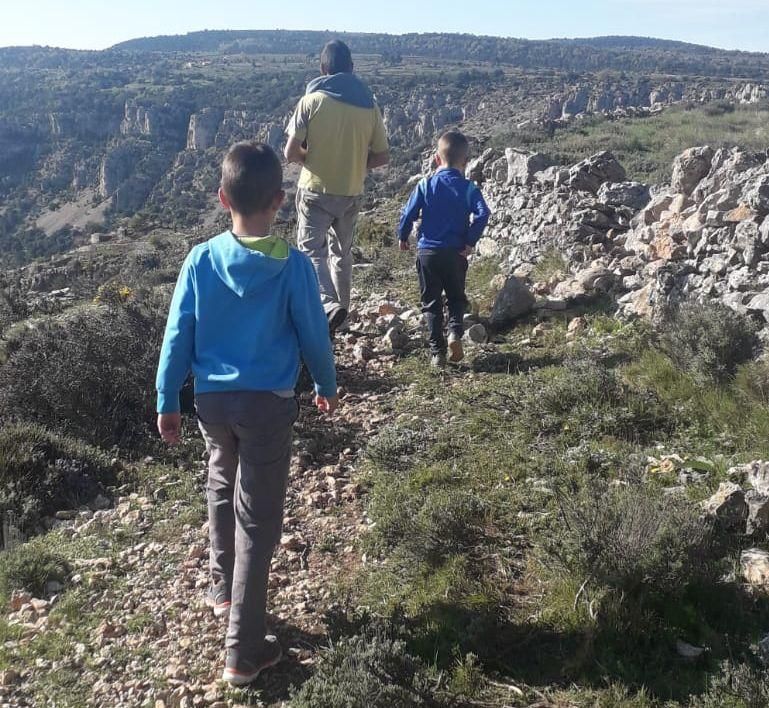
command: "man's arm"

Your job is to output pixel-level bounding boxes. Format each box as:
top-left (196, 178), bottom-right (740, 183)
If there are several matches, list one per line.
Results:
top-left (367, 150), bottom-right (390, 170)
top-left (368, 106), bottom-right (390, 171)
top-left (284, 135), bottom-right (307, 165)
top-left (284, 97), bottom-right (310, 164)
top-left (466, 185), bottom-right (491, 247)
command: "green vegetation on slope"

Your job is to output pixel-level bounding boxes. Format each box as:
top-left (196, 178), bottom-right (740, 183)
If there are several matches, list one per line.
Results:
top-left (493, 102), bottom-right (769, 183)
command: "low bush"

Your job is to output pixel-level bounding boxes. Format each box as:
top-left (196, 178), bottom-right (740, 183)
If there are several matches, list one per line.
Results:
top-left (691, 661), bottom-right (769, 708)
top-left (519, 358), bottom-right (674, 444)
top-left (366, 425), bottom-right (434, 473)
top-left (0, 289), bottom-right (167, 450)
top-left (551, 476), bottom-right (719, 599)
top-left (660, 300), bottom-right (761, 384)
top-left (0, 542), bottom-right (70, 599)
top-left (0, 422), bottom-right (115, 534)
top-left (290, 633), bottom-right (436, 708)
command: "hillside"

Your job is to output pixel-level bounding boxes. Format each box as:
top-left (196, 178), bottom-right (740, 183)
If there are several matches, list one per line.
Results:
top-left (4, 27), bottom-right (769, 706)
top-left (112, 30), bottom-right (769, 79)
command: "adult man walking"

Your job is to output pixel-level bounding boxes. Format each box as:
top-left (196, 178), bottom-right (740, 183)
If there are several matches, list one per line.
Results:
top-left (285, 40), bottom-right (390, 333)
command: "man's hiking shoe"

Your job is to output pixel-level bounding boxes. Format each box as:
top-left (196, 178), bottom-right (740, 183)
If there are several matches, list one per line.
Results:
top-left (430, 352), bottom-right (447, 368)
top-left (205, 583), bottom-right (231, 618)
top-left (222, 636), bottom-right (282, 685)
top-left (327, 306), bottom-right (348, 337)
top-left (447, 333), bottom-right (464, 364)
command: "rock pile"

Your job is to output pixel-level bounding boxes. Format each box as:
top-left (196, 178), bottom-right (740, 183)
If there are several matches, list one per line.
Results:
top-left (471, 143), bottom-right (769, 336)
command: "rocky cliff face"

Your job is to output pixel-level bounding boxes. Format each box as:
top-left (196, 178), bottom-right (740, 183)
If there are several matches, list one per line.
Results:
top-left (542, 80), bottom-right (768, 125)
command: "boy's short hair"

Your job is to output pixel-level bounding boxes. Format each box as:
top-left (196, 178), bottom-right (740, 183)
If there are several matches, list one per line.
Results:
top-left (438, 130), bottom-right (469, 166)
top-left (221, 142), bottom-right (282, 216)
top-left (320, 40), bottom-right (354, 75)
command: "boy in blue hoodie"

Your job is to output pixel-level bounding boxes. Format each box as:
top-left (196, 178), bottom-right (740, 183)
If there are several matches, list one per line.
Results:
top-left (155, 142), bottom-right (337, 686)
top-left (398, 131), bottom-right (491, 367)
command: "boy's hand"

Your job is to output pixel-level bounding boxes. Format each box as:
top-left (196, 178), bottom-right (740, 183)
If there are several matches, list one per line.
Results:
top-left (460, 245), bottom-right (474, 259)
top-left (157, 413), bottom-right (182, 445)
top-left (315, 395), bottom-right (339, 415)
top-left (399, 240), bottom-right (410, 252)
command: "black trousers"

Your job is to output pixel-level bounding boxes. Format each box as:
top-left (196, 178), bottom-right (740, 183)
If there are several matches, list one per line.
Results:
top-left (416, 249), bottom-right (468, 354)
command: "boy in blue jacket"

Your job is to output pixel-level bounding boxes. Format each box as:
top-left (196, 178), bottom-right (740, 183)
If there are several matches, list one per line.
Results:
top-left (398, 130), bottom-right (491, 366)
top-left (155, 142), bottom-right (337, 686)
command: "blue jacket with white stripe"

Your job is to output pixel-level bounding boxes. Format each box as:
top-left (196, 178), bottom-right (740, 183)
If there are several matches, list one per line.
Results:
top-left (397, 167), bottom-right (491, 251)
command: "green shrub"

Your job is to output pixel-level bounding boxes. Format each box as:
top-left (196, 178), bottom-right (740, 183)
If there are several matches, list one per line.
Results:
top-left (0, 291), bottom-right (166, 450)
top-left (691, 661), bottom-right (769, 708)
top-left (660, 300), bottom-right (761, 384)
top-left (0, 542), bottom-right (70, 599)
top-left (290, 634), bottom-right (435, 708)
top-left (552, 477), bottom-right (719, 598)
top-left (366, 426), bottom-right (434, 472)
top-left (520, 358), bottom-right (674, 444)
top-left (368, 480), bottom-right (489, 568)
top-left (0, 423), bottom-right (115, 534)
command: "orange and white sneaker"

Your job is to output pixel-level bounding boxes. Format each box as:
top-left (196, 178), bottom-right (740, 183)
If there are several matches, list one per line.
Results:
top-left (222, 636), bottom-right (282, 685)
top-left (205, 583), bottom-right (231, 618)
top-left (448, 332), bottom-right (464, 363)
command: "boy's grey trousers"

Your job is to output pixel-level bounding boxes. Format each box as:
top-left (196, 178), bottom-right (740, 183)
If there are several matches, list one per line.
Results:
top-left (196, 391), bottom-right (299, 659)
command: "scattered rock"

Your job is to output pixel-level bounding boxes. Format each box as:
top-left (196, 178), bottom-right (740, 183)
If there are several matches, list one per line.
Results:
top-left (465, 323), bottom-right (488, 344)
top-left (671, 146), bottom-right (714, 195)
top-left (741, 548), bottom-right (769, 588)
top-left (489, 275), bottom-right (536, 326)
top-left (505, 148), bottom-right (550, 186)
top-left (598, 181), bottom-right (651, 210)
top-left (568, 151), bottom-right (627, 194)
top-left (702, 482), bottom-right (748, 530)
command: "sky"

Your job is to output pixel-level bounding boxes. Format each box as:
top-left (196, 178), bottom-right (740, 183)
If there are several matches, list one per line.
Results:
top-left (1, 0), bottom-right (767, 53)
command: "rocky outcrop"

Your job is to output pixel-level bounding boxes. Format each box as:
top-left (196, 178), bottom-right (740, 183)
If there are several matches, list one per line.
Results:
top-left (186, 109), bottom-right (223, 151)
top-left (120, 100), bottom-right (188, 144)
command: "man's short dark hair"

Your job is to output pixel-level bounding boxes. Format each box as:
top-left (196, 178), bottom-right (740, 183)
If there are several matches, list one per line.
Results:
top-left (438, 130), bottom-right (469, 166)
top-left (221, 142), bottom-right (282, 216)
top-left (320, 40), bottom-right (353, 75)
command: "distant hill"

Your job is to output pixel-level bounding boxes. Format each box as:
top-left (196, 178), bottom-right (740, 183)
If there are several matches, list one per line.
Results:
top-left (111, 30), bottom-right (769, 79)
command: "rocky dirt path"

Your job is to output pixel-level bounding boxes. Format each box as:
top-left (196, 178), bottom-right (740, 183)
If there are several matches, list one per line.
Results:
top-left (1, 298), bottom-right (415, 708)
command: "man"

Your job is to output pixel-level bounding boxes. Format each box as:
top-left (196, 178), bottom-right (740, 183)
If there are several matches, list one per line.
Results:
top-left (285, 39), bottom-right (390, 332)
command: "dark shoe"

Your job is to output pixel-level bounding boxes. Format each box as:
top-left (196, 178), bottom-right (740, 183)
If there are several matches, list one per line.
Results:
top-left (447, 333), bottom-right (464, 363)
top-left (430, 352), bottom-right (447, 368)
top-left (222, 636), bottom-right (283, 685)
top-left (327, 306), bottom-right (348, 337)
top-left (204, 582), bottom-right (231, 618)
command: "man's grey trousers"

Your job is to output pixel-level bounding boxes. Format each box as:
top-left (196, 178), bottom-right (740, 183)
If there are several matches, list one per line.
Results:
top-left (296, 187), bottom-right (361, 314)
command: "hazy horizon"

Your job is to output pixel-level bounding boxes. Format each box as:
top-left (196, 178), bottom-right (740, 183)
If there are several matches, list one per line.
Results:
top-left (1, 0), bottom-right (768, 53)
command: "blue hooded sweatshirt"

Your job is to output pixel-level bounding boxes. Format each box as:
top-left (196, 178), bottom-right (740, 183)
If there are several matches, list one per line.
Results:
top-left (398, 168), bottom-right (492, 251)
top-left (155, 231), bottom-right (337, 414)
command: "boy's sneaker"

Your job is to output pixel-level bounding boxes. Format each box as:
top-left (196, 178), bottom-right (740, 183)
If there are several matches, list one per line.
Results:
top-left (205, 583), bottom-right (231, 618)
top-left (222, 636), bottom-right (282, 685)
top-left (447, 333), bottom-right (464, 364)
top-left (430, 352), bottom-right (447, 368)
top-left (327, 306), bottom-right (348, 337)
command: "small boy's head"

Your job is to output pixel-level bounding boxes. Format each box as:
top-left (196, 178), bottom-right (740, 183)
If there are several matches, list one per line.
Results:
top-left (219, 141), bottom-right (283, 217)
top-left (320, 40), bottom-right (354, 75)
top-left (436, 130), bottom-right (470, 169)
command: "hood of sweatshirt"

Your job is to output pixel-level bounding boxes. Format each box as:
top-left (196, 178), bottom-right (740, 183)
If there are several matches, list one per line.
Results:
top-left (208, 231), bottom-right (289, 298)
top-left (305, 72), bottom-right (375, 109)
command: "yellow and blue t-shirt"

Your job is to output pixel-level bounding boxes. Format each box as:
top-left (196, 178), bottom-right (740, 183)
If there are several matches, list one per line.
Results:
top-left (286, 73), bottom-right (389, 197)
